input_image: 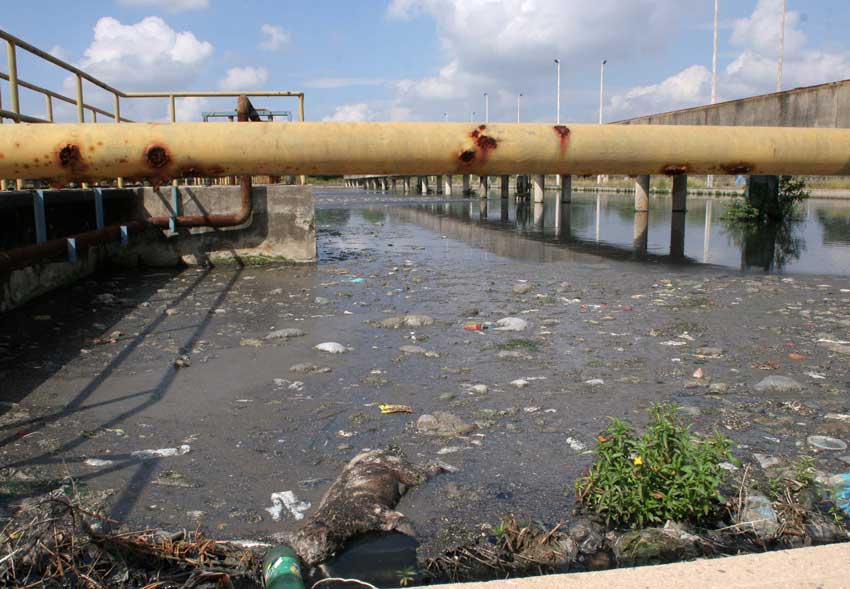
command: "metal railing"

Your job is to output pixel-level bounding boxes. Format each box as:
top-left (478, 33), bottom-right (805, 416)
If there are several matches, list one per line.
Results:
top-left (0, 28), bottom-right (305, 190)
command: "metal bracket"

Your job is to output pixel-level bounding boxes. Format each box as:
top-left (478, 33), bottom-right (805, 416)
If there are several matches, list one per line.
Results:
top-left (32, 189), bottom-right (47, 243)
top-left (169, 184), bottom-right (181, 232)
top-left (66, 238), bottom-right (77, 264)
top-left (93, 187), bottom-right (104, 229)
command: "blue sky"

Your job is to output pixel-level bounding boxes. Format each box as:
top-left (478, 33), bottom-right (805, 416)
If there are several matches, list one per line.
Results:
top-left (4, 0), bottom-right (850, 124)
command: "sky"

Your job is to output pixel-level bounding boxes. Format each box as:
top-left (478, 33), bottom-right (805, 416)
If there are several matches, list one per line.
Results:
top-left (3, 0), bottom-right (850, 125)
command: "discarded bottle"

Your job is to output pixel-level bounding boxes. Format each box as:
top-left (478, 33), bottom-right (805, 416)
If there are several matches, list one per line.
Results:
top-left (263, 544), bottom-right (304, 589)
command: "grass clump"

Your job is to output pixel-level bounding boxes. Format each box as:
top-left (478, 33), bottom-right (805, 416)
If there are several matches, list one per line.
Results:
top-left (575, 404), bottom-right (736, 527)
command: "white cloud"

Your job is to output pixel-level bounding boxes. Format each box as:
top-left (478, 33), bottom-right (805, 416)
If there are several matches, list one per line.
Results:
top-left (218, 66), bottom-right (269, 90)
top-left (77, 16), bottom-right (213, 90)
top-left (117, 0), bottom-right (209, 13)
top-left (49, 45), bottom-right (68, 61)
top-left (323, 103), bottom-right (373, 122)
top-left (260, 24), bottom-right (289, 51)
top-left (303, 77), bottom-right (385, 89)
top-left (608, 0), bottom-right (850, 119)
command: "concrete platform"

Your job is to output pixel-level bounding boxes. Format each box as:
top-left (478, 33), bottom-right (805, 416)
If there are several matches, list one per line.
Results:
top-left (436, 544), bottom-right (850, 588)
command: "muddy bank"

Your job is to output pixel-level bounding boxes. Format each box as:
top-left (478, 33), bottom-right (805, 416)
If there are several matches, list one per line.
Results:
top-left (1, 191), bottom-right (849, 584)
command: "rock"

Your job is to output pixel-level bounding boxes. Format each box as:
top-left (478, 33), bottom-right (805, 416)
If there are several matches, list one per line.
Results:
top-left (708, 382), bottom-right (729, 394)
top-left (754, 375), bottom-right (802, 393)
top-left (376, 316), bottom-right (405, 329)
top-left (497, 350), bottom-right (532, 360)
top-left (315, 297), bottom-right (331, 305)
top-left (240, 338), bottom-right (264, 347)
top-left (403, 314), bottom-right (434, 327)
top-left (519, 536), bottom-right (577, 569)
top-left (400, 345), bottom-right (427, 355)
top-left (510, 379), bottom-right (529, 389)
top-left (469, 384), bottom-right (488, 394)
top-left (612, 526), bottom-right (700, 567)
top-left (462, 307), bottom-right (480, 317)
top-left (95, 293), bottom-right (118, 305)
top-left (805, 514), bottom-right (850, 544)
top-left (807, 435), bottom-right (848, 451)
top-left (737, 492), bottom-right (779, 538)
top-left (315, 342), bottom-right (350, 354)
top-left (825, 413), bottom-right (850, 423)
top-left (512, 283), bottom-right (533, 295)
top-left (568, 518), bottom-right (604, 555)
top-left (174, 355), bottom-right (191, 368)
top-left (696, 347), bottom-right (724, 357)
top-left (417, 412), bottom-right (474, 437)
top-left (565, 437), bottom-right (586, 452)
top-left (266, 328), bottom-right (306, 340)
top-left (753, 453), bottom-right (781, 469)
top-left (165, 308), bottom-right (178, 316)
top-left (494, 317), bottom-right (528, 332)
top-left (289, 363), bottom-right (332, 374)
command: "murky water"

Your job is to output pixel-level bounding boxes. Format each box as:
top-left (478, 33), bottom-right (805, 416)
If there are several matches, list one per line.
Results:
top-left (330, 190), bottom-right (850, 276)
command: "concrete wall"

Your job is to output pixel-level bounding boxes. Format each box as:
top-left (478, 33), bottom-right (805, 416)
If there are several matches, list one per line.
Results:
top-left (1, 184), bottom-right (316, 312)
top-left (133, 184), bottom-right (316, 266)
top-left (616, 79), bottom-right (850, 128)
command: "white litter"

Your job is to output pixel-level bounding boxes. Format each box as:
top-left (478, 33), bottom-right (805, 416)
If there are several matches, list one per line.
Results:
top-left (510, 379), bottom-right (530, 389)
top-left (315, 342), bottom-right (350, 354)
top-left (84, 458), bottom-right (114, 467)
top-left (131, 445), bottom-right (191, 460)
top-left (585, 379), bottom-right (605, 386)
top-left (493, 317), bottom-right (529, 332)
top-left (660, 340), bottom-right (687, 347)
top-left (265, 491), bottom-right (311, 521)
top-left (566, 437), bottom-right (586, 452)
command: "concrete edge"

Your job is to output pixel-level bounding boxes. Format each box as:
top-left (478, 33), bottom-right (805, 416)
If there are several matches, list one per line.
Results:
top-left (433, 543), bottom-right (850, 588)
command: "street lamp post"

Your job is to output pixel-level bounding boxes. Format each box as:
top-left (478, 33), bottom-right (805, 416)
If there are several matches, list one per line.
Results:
top-left (517, 93), bottom-right (522, 123)
top-left (597, 59), bottom-right (607, 185)
top-left (554, 58), bottom-right (561, 124)
top-left (777, 0), bottom-right (786, 92)
top-left (484, 93), bottom-right (489, 123)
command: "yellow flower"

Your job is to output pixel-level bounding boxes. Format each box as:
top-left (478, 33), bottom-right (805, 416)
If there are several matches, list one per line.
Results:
top-left (633, 456), bottom-right (643, 466)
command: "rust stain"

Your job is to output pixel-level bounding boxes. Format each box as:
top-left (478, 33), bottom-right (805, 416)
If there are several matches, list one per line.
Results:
top-left (662, 164), bottom-right (689, 176)
top-left (57, 144), bottom-right (86, 176)
top-left (553, 125), bottom-right (571, 154)
top-left (458, 125), bottom-right (499, 167)
top-left (722, 162), bottom-right (753, 175)
top-left (144, 144), bottom-right (171, 169)
top-left (0, 152), bottom-right (4, 159)
top-left (459, 150), bottom-right (476, 163)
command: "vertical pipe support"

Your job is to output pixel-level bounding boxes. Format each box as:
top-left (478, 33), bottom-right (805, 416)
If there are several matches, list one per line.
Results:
top-left (532, 175), bottom-right (545, 204)
top-left (67, 238), bottom-right (77, 264)
top-left (443, 175), bottom-right (452, 196)
top-left (435, 175), bottom-right (443, 195)
top-left (94, 188), bottom-right (104, 229)
top-left (33, 189), bottom-right (47, 243)
top-left (560, 174), bottom-right (572, 203)
top-left (672, 175), bottom-right (688, 212)
top-left (500, 175), bottom-right (509, 198)
top-left (114, 93), bottom-right (124, 188)
top-left (478, 175), bottom-right (489, 197)
top-left (462, 175), bottom-right (471, 196)
top-left (635, 175), bottom-right (650, 212)
top-left (169, 184), bottom-right (181, 232)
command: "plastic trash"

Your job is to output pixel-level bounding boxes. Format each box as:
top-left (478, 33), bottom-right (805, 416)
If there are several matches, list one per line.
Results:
top-left (379, 404), bottom-right (412, 414)
top-left (266, 491), bottom-right (311, 521)
top-left (493, 317), bottom-right (528, 331)
top-left (263, 544), bottom-right (305, 589)
top-left (832, 473), bottom-right (850, 517)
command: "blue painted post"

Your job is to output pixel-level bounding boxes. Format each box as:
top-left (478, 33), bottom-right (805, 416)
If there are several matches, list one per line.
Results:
top-left (33, 190), bottom-right (47, 243)
top-left (169, 185), bottom-right (181, 232)
top-left (94, 188), bottom-right (104, 229)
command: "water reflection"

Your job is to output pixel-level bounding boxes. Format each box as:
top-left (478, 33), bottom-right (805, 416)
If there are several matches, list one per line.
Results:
top-left (386, 192), bottom-right (850, 276)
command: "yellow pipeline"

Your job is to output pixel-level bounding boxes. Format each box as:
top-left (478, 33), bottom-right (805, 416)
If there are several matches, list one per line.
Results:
top-left (1, 122), bottom-right (850, 183)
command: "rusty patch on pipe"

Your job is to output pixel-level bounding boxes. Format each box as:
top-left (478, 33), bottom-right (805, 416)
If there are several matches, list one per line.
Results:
top-left (662, 164), bottom-right (689, 176)
top-left (458, 150), bottom-right (476, 163)
top-left (58, 144), bottom-right (82, 168)
top-left (722, 162), bottom-right (754, 175)
top-left (553, 125), bottom-right (571, 155)
top-left (144, 144), bottom-right (171, 169)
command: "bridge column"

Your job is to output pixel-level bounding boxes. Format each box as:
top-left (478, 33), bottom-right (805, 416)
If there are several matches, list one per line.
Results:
top-left (391, 178), bottom-right (397, 192)
top-left (381, 178), bottom-right (388, 191)
top-left (532, 174), bottom-right (545, 204)
top-left (634, 212), bottom-right (649, 255)
top-left (635, 175), bottom-right (650, 212)
top-left (670, 211), bottom-right (686, 260)
top-left (435, 175), bottom-right (443, 195)
top-left (516, 175), bottom-right (528, 197)
top-left (462, 175), bottom-right (471, 196)
top-left (420, 176), bottom-right (429, 195)
top-left (403, 176), bottom-right (411, 194)
top-left (746, 175), bottom-right (780, 219)
top-left (560, 174), bottom-right (571, 203)
top-left (672, 175), bottom-right (687, 212)
top-left (478, 175), bottom-right (489, 197)
top-left (500, 175), bottom-right (510, 198)
top-left (443, 175), bottom-right (452, 196)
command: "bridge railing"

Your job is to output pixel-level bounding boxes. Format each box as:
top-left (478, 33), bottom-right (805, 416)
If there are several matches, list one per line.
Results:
top-left (0, 28), bottom-right (305, 190)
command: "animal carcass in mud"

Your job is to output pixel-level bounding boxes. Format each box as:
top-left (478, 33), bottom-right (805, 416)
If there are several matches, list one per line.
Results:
top-left (289, 449), bottom-right (452, 567)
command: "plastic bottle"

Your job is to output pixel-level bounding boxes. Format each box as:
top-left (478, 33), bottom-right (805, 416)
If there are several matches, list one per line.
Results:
top-left (263, 544), bottom-right (304, 589)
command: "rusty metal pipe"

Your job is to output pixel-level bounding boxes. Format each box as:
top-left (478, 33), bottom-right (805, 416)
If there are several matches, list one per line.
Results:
top-left (2, 122), bottom-right (850, 180)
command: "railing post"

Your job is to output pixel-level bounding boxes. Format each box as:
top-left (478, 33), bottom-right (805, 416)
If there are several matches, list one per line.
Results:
top-left (169, 94), bottom-right (179, 210)
top-left (0, 83), bottom-right (6, 190)
top-left (298, 94), bottom-right (306, 186)
top-left (32, 189), bottom-right (47, 243)
top-left (7, 40), bottom-right (22, 189)
top-left (114, 93), bottom-right (123, 188)
top-left (75, 74), bottom-right (87, 188)
top-left (45, 95), bottom-right (53, 122)
top-left (94, 187), bottom-right (104, 229)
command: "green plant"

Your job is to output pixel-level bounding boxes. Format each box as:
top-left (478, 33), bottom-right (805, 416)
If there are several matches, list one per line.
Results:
top-left (575, 404), bottom-right (736, 527)
top-left (721, 199), bottom-right (761, 222)
top-left (397, 565), bottom-right (417, 587)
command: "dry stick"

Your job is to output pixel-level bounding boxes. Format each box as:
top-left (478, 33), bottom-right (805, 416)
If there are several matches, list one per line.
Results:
top-left (538, 521), bottom-right (563, 545)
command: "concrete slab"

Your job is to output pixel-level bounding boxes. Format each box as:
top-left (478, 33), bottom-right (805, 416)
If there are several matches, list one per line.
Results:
top-left (434, 544), bottom-right (850, 588)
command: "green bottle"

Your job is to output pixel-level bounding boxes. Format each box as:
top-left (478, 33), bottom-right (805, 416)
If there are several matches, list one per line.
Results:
top-left (263, 544), bottom-right (304, 589)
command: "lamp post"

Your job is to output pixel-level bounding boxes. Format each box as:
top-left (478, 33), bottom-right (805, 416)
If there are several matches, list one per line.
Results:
top-left (777, 0), bottom-right (786, 92)
top-left (554, 58), bottom-right (561, 124)
top-left (443, 112), bottom-right (448, 122)
top-left (708, 0), bottom-right (719, 189)
top-left (517, 93), bottom-right (522, 123)
top-left (484, 92), bottom-right (489, 123)
top-left (597, 59), bottom-right (607, 185)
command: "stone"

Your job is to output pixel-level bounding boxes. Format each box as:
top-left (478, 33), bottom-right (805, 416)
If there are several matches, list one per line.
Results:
top-left (400, 345), bottom-right (427, 355)
top-left (403, 314), bottom-right (434, 327)
top-left (807, 435), bottom-right (848, 451)
top-left (494, 317), bottom-right (529, 332)
top-left (708, 382), bottom-right (729, 394)
top-left (568, 518), bottom-right (604, 555)
top-left (266, 328), bottom-right (305, 340)
top-left (417, 412), bottom-right (474, 437)
top-left (805, 516), bottom-right (850, 544)
top-left (754, 375), bottom-right (802, 393)
top-left (737, 492), bottom-right (779, 538)
top-left (469, 384), bottom-right (488, 394)
top-left (240, 338), bottom-right (264, 347)
top-left (510, 379), bottom-right (529, 389)
top-left (612, 527), bottom-right (700, 567)
top-left (376, 316), bottom-right (405, 329)
top-left (753, 453), bottom-right (781, 469)
top-left (497, 350), bottom-right (532, 360)
top-left (289, 363), bottom-right (331, 375)
top-left (696, 347), bottom-right (724, 357)
top-left (315, 342), bottom-right (349, 354)
top-left (512, 283), bottom-right (533, 295)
